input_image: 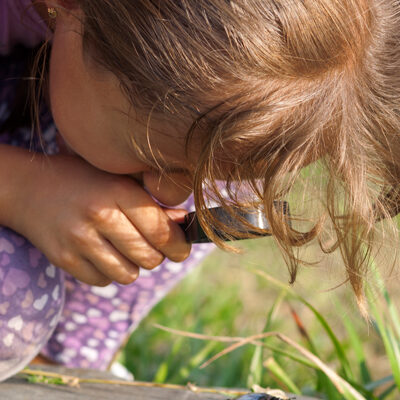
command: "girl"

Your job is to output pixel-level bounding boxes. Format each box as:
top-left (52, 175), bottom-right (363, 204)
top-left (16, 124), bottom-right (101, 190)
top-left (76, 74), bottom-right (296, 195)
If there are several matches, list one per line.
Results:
top-left (1, 0), bottom-right (400, 379)
top-left (1, 0), bottom-right (214, 377)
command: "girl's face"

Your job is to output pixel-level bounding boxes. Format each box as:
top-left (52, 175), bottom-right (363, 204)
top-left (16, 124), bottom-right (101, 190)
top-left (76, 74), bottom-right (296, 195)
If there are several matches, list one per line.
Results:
top-left (48, 6), bottom-right (197, 202)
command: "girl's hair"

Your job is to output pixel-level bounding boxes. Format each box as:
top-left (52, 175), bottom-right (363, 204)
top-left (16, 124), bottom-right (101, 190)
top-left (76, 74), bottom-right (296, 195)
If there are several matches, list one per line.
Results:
top-left (59, 0), bottom-right (400, 311)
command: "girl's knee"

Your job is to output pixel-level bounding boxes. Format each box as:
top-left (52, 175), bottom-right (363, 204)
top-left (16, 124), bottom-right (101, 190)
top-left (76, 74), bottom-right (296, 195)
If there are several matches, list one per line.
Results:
top-left (0, 228), bottom-right (64, 381)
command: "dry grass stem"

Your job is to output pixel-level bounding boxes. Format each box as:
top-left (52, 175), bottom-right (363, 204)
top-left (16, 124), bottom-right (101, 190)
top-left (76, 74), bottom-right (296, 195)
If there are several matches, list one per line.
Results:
top-left (153, 323), bottom-right (264, 345)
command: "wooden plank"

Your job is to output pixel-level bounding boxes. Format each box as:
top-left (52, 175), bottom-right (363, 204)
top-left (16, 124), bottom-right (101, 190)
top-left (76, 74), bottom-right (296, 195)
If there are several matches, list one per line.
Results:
top-left (1, 366), bottom-right (318, 400)
top-left (3, 366), bottom-right (227, 400)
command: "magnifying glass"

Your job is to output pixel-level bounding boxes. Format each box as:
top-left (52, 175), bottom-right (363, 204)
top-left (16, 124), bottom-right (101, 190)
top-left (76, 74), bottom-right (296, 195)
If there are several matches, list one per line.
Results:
top-left (179, 201), bottom-right (290, 243)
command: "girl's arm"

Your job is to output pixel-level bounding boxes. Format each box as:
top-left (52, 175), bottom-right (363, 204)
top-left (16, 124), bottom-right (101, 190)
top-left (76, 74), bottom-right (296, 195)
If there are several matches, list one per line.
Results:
top-left (0, 144), bottom-right (190, 286)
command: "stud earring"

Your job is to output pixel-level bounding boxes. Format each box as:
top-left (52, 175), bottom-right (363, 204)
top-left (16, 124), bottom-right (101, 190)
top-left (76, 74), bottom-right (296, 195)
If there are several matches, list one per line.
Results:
top-left (47, 7), bottom-right (57, 19)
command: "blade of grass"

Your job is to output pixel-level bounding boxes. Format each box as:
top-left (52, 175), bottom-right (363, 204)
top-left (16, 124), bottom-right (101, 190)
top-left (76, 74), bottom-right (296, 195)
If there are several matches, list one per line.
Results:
top-left (335, 301), bottom-right (371, 384)
top-left (153, 337), bottom-right (184, 383)
top-left (370, 265), bottom-right (400, 339)
top-left (387, 327), bottom-right (400, 384)
top-left (275, 334), bottom-right (365, 400)
top-left (367, 288), bottom-right (400, 391)
top-left (263, 342), bottom-right (317, 369)
top-left (247, 344), bottom-right (263, 388)
top-left (378, 383), bottom-right (397, 400)
top-left (287, 301), bottom-right (332, 394)
top-left (365, 375), bottom-right (394, 391)
top-left (319, 379), bottom-right (344, 400)
top-left (288, 304), bottom-right (316, 355)
top-left (173, 341), bottom-right (218, 381)
top-left (153, 363), bottom-right (168, 384)
top-left (253, 269), bottom-right (354, 381)
top-left (264, 357), bottom-right (301, 395)
top-left (266, 340), bottom-right (373, 398)
top-left (247, 289), bottom-right (286, 388)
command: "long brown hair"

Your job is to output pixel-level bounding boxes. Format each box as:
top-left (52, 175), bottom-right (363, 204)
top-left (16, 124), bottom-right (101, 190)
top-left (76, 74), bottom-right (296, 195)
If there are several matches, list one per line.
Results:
top-left (48, 0), bottom-right (400, 312)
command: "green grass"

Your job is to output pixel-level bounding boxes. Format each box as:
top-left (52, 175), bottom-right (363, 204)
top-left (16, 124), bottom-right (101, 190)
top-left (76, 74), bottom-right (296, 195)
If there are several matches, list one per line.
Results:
top-left (119, 236), bottom-right (400, 399)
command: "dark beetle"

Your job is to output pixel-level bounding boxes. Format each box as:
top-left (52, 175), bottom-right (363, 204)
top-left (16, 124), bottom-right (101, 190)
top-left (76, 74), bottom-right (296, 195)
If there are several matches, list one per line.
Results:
top-left (233, 393), bottom-right (292, 400)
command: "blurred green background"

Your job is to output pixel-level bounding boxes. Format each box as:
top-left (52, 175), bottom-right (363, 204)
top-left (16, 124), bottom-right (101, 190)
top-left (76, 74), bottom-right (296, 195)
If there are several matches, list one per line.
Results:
top-left (118, 232), bottom-right (400, 399)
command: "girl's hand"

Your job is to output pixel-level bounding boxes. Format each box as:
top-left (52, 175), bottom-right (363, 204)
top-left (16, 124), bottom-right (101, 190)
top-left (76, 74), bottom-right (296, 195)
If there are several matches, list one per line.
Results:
top-left (12, 154), bottom-right (191, 286)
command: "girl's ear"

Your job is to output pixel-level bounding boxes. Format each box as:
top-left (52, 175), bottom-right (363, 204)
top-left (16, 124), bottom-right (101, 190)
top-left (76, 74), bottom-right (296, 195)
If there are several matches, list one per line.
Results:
top-left (32, 0), bottom-right (80, 29)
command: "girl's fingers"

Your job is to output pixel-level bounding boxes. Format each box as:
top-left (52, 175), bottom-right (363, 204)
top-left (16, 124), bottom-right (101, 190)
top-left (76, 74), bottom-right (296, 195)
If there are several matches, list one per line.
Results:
top-left (80, 231), bottom-right (140, 285)
top-left (97, 210), bottom-right (166, 270)
top-left (116, 184), bottom-right (191, 263)
top-left (60, 254), bottom-right (112, 287)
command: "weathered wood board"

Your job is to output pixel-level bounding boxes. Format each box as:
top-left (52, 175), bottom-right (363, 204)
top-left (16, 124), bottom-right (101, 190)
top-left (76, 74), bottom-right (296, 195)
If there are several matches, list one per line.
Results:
top-left (1, 365), bottom-right (318, 400)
